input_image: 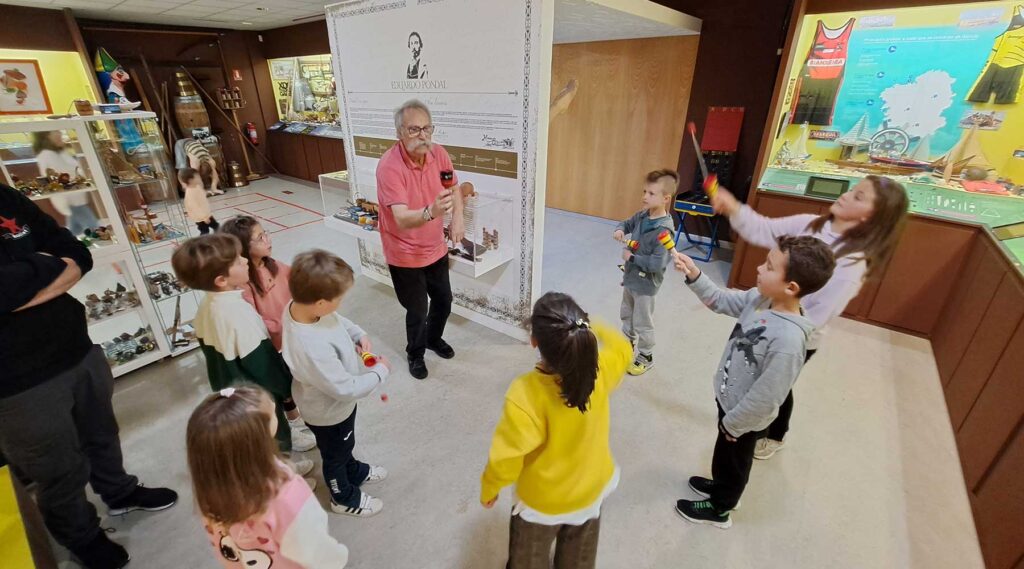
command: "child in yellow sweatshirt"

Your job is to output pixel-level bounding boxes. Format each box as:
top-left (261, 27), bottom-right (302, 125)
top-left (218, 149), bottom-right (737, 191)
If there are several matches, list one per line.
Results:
top-left (480, 292), bottom-right (632, 569)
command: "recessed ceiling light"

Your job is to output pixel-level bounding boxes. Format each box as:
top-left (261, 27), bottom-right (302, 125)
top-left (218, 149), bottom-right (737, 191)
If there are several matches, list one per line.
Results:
top-left (242, 21), bottom-right (253, 25)
top-left (255, 7), bottom-right (267, 11)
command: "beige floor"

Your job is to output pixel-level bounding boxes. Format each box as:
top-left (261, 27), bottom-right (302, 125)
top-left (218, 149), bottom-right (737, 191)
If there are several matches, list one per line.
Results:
top-left (55, 178), bottom-right (983, 568)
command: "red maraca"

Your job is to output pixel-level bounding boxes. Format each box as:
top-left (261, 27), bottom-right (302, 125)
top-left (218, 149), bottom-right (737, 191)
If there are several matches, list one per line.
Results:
top-left (361, 352), bottom-right (389, 402)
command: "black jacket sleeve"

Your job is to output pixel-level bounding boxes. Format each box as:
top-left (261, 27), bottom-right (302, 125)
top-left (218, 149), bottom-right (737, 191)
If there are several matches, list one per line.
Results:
top-left (9, 185), bottom-right (93, 273)
top-left (0, 185), bottom-right (93, 313)
top-left (0, 253), bottom-right (68, 313)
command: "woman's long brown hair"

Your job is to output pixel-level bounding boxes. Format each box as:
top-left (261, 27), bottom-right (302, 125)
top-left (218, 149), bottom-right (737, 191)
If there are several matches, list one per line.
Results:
top-left (219, 216), bottom-right (279, 296)
top-left (186, 385), bottom-right (288, 527)
top-left (806, 175), bottom-right (909, 277)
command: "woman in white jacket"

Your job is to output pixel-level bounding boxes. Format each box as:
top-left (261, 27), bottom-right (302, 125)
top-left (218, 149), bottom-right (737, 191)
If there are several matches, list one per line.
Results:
top-left (712, 175), bottom-right (909, 459)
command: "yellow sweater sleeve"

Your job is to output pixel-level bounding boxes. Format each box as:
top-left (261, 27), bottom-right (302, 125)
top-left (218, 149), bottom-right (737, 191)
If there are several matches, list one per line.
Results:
top-left (480, 397), bottom-right (544, 504)
top-left (591, 321), bottom-right (632, 392)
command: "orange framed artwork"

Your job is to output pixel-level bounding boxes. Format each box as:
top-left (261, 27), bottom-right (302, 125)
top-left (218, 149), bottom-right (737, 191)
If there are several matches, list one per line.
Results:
top-left (0, 59), bottom-right (53, 116)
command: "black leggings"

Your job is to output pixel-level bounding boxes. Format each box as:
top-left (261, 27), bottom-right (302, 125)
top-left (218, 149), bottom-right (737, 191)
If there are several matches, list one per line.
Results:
top-left (196, 217), bottom-right (219, 235)
top-left (765, 349), bottom-right (816, 442)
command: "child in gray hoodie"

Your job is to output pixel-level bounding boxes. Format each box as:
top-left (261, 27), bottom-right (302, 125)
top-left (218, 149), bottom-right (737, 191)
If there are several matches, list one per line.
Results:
top-left (671, 235), bottom-right (835, 528)
top-left (613, 169), bottom-right (678, 376)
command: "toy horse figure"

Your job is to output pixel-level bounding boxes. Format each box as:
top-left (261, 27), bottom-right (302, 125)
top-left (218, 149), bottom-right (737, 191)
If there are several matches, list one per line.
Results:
top-left (94, 47), bottom-right (145, 154)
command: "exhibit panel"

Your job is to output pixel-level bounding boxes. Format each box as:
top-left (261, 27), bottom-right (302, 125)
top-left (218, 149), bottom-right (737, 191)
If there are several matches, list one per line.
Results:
top-left (762, 2), bottom-right (1024, 210)
top-left (324, 0), bottom-right (553, 337)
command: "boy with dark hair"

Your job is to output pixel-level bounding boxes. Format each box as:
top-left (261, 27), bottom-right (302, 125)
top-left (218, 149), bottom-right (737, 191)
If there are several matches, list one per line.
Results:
top-left (672, 235), bottom-right (836, 528)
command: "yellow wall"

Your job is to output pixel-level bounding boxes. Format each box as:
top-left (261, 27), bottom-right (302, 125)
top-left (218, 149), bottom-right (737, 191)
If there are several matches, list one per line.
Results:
top-left (774, 1), bottom-right (1023, 180)
top-left (0, 48), bottom-right (94, 119)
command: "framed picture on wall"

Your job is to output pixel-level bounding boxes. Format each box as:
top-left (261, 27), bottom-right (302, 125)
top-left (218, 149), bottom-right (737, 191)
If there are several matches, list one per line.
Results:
top-left (0, 59), bottom-right (52, 115)
top-left (270, 59), bottom-right (295, 81)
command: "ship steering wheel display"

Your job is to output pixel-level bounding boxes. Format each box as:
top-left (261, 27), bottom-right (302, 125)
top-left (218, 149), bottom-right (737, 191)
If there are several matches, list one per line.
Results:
top-left (869, 128), bottom-right (911, 157)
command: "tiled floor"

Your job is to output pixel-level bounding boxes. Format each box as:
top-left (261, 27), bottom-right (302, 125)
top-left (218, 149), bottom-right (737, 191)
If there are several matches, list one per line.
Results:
top-left (48, 177), bottom-right (983, 568)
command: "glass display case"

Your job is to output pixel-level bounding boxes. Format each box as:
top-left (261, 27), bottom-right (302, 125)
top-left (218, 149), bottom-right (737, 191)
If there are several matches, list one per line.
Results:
top-left (759, 1), bottom-right (1024, 228)
top-left (0, 113), bottom-right (201, 377)
top-left (268, 54), bottom-right (338, 124)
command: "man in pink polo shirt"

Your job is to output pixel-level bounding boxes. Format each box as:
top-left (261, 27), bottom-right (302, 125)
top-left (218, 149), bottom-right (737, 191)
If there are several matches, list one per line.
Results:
top-left (376, 99), bottom-right (465, 379)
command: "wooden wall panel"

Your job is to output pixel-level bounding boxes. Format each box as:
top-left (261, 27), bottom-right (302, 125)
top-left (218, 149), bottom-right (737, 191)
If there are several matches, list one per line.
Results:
top-left (302, 136), bottom-right (323, 182)
top-left (971, 424), bottom-right (1024, 569)
top-left (931, 236), bottom-right (1004, 384)
top-left (866, 217), bottom-right (975, 334)
top-left (733, 194), bottom-right (825, 289)
top-left (957, 320), bottom-right (1024, 488)
top-left (546, 36), bottom-right (698, 221)
top-left (945, 276), bottom-right (1024, 430)
top-left (318, 138), bottom-right (346, 174)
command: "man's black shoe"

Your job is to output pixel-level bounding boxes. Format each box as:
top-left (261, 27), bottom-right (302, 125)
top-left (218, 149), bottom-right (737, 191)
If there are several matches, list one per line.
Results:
top-left (409, 357), bottom-right (428, 379)
top-left (426, 339), bottom-right (455, 359)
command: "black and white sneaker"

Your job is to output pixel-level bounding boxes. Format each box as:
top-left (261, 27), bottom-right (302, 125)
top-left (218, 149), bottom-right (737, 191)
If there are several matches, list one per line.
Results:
top-left (107, 484), bottom-right (178, 516)
top-left (688, 476), bottom-right (715, 498)
top-left (688, 476), bottom-right (741, 509)
top-left (675, 499), bottom-right (732, 529)
top-left (331, 491), bottom-right (383, 517)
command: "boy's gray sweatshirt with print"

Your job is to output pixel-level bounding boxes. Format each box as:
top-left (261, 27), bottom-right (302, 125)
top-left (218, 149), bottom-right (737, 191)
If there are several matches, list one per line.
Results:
top-left (687, 273), bottom-right (815, 436)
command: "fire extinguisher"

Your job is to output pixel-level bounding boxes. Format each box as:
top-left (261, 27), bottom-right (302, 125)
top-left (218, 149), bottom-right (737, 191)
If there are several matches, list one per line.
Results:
top-left (245, 122), bottom-right (259, 146)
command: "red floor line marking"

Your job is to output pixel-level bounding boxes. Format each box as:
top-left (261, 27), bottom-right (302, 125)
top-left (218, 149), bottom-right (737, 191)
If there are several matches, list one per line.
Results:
top-left (212, 198), bottom-right (265, 209)
top-left (233, 206), bottom-right (289, 229)
top-left (255, 192), bottom-right (325, 217)
top-left (268, 219), bottom-right (323, 233)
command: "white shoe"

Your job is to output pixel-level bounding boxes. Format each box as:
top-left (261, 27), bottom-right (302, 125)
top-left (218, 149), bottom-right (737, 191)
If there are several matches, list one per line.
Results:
top-left (362, 465), bottom-right (388, 485)
top-left (754, 438), bottom-right (785, 460)
top-left (305, 478), bottom-right (317, 491)
top-left (290, 423), bottom-right (317, 452)
top-left (290, 457), bottom-right (315, 477)
top-left (289, 417), bottom-right (314, 436)
top-left (331, 492), bottom-right (383, 517)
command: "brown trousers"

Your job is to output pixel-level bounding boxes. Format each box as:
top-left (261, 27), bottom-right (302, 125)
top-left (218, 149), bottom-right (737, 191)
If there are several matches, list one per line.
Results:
top-left (507, 514), bottom-right (601, 569)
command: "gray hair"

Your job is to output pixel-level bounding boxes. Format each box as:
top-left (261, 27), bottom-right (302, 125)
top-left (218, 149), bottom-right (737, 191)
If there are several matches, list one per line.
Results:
top-left (394, 99), bottom-right (432, 134)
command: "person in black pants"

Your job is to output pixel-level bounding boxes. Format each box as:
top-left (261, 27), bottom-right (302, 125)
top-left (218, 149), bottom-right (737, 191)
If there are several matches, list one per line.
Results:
top-left (0, 184), bottom-right (177, 569)
top-left (375, 99), bottom-right (466, 379)
top-left (756, 349), bottom-right (817, 459)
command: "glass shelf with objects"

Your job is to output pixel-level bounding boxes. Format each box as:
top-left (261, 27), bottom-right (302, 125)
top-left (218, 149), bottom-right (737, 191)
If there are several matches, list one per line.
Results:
top-left (268, 54), bottom-right (338, 125)
top-left (758, 1), bottom-right (1024, 228)
top-left (81, 113), bottom-right (202, 358)
top-left (0, 114), bottom-right (199, 375)
top-left (0, 126), bottom-right (121, 257)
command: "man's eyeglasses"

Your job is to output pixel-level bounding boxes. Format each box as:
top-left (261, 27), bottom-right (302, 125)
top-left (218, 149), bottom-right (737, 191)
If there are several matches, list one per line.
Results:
top-left (404, 125), bottom-right (435, 136)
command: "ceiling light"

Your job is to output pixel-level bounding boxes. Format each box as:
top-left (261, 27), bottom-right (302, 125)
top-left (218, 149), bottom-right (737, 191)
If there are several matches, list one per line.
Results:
top-left (255, 7), bottom-right (267, 11)
top-left (242, 21), bottom-right (253, 25)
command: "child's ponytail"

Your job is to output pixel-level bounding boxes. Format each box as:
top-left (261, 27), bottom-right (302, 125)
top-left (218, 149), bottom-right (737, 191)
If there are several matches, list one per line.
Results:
top-left (531, 292), bottom-right (599, 413)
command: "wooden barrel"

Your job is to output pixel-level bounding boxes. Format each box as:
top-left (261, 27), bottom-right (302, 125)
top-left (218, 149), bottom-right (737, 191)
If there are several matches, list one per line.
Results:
top-left (174, 95), bottom-right (211, 137)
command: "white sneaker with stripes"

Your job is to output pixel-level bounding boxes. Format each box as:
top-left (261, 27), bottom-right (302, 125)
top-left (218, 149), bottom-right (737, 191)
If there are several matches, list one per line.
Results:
top-left (331, 492), bottom-right (383, 517)
top-left (362, 465), bottom-right (388, 485)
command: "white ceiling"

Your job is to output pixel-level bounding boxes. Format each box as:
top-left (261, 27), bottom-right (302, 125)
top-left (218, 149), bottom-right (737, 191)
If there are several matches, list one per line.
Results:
top-left (1, 0), bottom-right (700, 36)
top-left (554, 0), bottom-right (700, 44)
